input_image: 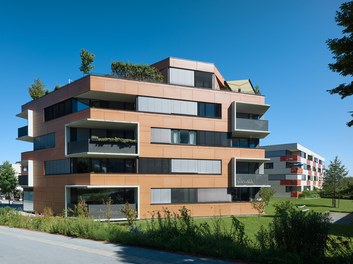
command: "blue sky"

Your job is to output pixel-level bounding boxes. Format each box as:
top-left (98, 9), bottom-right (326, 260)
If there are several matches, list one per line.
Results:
top-left (0, 0), bottom-right (352, 174)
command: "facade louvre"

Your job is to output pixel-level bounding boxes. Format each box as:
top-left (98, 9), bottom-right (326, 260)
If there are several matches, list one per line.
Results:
top-left (17, 57), bottom-right (270, 219)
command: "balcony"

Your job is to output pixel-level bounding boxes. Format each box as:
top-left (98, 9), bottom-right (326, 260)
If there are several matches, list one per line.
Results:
top-left (235, 173), bottom-right (269, 187)
top-left (67, 139), bottom-right (137, 157)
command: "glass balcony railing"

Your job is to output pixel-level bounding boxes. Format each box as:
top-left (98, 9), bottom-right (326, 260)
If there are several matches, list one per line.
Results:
top-left (67, 139), bottom-right (137, 155)
top-left (18, 175), bottom-right (29, 186)
top-left (235, 118), bottom-right (268, 131)
top-left (18, 125), bottom-right (28, 138)
top-left (235, 173), bottom-right (269, 186)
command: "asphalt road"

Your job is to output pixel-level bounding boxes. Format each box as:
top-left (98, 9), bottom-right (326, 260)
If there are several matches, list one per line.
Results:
top-left (0, 226), bottom-right (233, 264)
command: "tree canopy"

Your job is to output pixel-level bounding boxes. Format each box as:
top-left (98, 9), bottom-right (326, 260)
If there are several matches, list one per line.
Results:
top-left (79, 48), bottom-right (95, 75)
top-left (111, 61), bottom-right (164, 83)
top-left (0, 161), bottom-right (17, 204)
top-left (28, 79), bottom-right (49, 100)
top-left (327, 1), bottom-right (353, 126)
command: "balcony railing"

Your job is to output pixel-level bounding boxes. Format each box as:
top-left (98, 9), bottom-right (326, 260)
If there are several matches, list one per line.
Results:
top-left (18, 125), bottom-right (28, 138)
top-left (235, 173), bottom-right (269, 186)
top-left (67, 139), bottom-right (137, 155)
top-left (236, 118), bottom-right (268, 131)
top-left (18, 175), bottom-right (29, 186)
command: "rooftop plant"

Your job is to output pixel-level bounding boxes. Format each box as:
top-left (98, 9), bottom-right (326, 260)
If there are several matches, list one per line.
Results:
top-left (111, 61), bottom-right (164, 83)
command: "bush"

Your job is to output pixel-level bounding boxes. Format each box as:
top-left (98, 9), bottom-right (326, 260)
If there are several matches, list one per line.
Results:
top-left (256, 201), bottom-right (331, 263)
top-left (298, 190), bottom-right (320, 199)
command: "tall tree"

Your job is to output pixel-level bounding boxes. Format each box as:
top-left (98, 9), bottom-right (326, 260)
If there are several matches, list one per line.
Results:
top-left (327, 1), bottom-right (353, 126)
top-left (79, 48), bottom-right (95, 75)
top-left (0, 161), bottom-right (17, 205)
top-left (323, 156), bottom-right (348, 207)
top-left (28, 79), bottom-right (49, 100)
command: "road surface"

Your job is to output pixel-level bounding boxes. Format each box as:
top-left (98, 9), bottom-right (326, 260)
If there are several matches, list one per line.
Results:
top-left (0, 226), bottom-right (234, 264)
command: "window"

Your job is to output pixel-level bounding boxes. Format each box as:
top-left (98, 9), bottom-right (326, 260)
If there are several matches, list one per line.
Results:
top-left (34, 133), bottom-right (55, 150)
top-left (236, 162), bottom-right (259, 174)
top-left (265, 150), bottom-right (289, 158)
top-left (197, 102), bottom-right (221, 118)
top-left (232, 138), bottom-right (259, 148)
top-left (264, 163), bottom-right (274, 169)
top-left (171, 189), bottom-right (198, 203)
top-left (285, 186), bottom-right (293, 192)
top-left (194, 71), bottom-right (213, 88)
top-left (286, 162), bottom-right (293, 169)
top-left (71, 158), bottom-right (136, 174)
top-left (171, 130), bottom-right (196, 145)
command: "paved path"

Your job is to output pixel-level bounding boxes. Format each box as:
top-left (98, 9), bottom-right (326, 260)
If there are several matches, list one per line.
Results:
top-left (330, 212), bottom-right (353, 225)
top-left (0, 226), bottom-right (234, 264)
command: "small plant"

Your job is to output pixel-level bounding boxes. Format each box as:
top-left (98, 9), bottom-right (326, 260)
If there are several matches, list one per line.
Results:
top-left (298, 190), bottom-right (320, 199)
top-left (121, 202), bottom-right (137, 227)
top-left (251, 187), bottom-right (276, 216)
top-left (90, 136), bottom-right (137, 145)
top-left (103, 197), bottom-right (113, 221)
top-left (251, 200), bottom-right (266, 217)
top-left (74, 198), bottom-right (89, 218)
top-left (43, 207), bottom-right (54, 217)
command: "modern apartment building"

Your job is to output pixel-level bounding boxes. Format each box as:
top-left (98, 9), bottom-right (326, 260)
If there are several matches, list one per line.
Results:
top-left (263, 143), bottom-right (325, 198)
top-left (17, 57), bottom-right (270, 219)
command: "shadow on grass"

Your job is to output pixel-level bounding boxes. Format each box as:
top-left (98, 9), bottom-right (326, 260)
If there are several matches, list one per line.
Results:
top-left (329, 223), bottom-right (353, 238)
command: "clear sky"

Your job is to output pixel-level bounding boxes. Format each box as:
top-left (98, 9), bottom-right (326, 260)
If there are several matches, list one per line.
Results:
top-left (0, 0), bottom-right (352, 174)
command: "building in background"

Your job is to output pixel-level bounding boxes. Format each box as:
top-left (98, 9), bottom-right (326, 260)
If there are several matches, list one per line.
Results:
top-left (16, 57), bottom-right (270, 219)
top-left (263, 143), bottom-right (325, 198)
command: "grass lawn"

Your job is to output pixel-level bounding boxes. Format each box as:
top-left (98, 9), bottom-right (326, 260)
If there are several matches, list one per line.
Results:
top-left (191, 198), bottom-right (353, 242)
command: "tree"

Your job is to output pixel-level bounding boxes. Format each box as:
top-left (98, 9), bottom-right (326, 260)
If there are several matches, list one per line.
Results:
top-left (251, 187), bottom-right (276, 216)
top-left (327, 1), bottom-right (353, 126)
top-left (0, 161), bottom-right (17, 205)
top-left (28, 79), bottom-right (49, 100)
top-left (323, 156), bottom-right (348, 207)
top-left (254, 85), bottom-right (261, 95)
top-left (79, 48), bottom-right (95, 75)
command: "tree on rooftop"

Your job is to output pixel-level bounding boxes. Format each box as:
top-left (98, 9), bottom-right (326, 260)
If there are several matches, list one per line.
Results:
top-left (323, 156), bottom-right (348, 207)
top-left (79, 48), bottom-right (95, 75)
top-left (0, 161), bottom-right (17, 205)
top-left (327, 1), bottom-right (353, 126)
top-left (28, 79), bottom-right (49, 100)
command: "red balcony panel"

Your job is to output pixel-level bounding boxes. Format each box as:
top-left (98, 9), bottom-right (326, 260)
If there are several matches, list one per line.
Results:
top-left (308, 170), bottom-right (312, 176)
top-left (280, 155), bottom-right (301, 162)
top-left (313, 162), bottom-right (317, 166)
top-left (291, 168), bottom-right (303, 174)
top-left (291, 191), bottom-right (301, 198)
top-left (307, 180), bottom-right (310, 185)
top-left (280, 180), bottom-right (301, 186)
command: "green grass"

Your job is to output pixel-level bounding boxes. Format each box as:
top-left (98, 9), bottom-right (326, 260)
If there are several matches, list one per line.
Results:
top-left (188, 198), bottom-right (353, 241)
top-left (266, 197), bottom-right (353, 215)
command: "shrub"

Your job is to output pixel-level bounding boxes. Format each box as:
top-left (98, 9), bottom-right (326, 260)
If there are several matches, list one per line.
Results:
top-left (256, 201), bottom-right (331, 263)
top-left (111, 62), bottom-right (164, 83)
top-left (298, 190), bottom-right (320, 199)
top-left (121, 202), bottom-right (138, 227)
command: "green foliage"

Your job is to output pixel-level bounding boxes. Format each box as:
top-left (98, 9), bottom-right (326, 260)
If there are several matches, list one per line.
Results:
top-left (28, 79), bottom-right (49, 100)
top-left (79, 48), bottom-right (95, 75)
top-left (327, 1), bottom-right (353, 126)
top-left (54, 84), bottom-right (61, 90)
top-left (120, 202), bottom-right (137, 227)
top-left (252, 187), bottom-right (276, 216)
top-left (90, 136), bottom-right (137, 145)
top-left (326, 236), bottom-right (353, 263)
top-left (298, 190), bottom-right (320, 199)
top-left (68, 198), bottom-right (89, 218)
top-left (256, 201), bottom-right (331, 263)
top-left (323, 156), bottom-right (349, 207)
top-left (111, 61), bottom-right (164, 83)
top-left (0, 161), bottom-right (17, 204)
top-left (254, 84), bottom-right (261, 95)
top-left (259, 187), bottom-right (276, 205)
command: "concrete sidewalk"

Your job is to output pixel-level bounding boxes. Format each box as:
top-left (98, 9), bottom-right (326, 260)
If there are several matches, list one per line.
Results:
top-left (329, 212), bottom-right (353, 225)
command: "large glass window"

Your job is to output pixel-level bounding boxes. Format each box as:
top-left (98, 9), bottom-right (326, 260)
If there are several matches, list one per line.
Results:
top-left (264, 163), bottom-right (274, 169)
top-left (194, 71), bottom-right (213, 88)
top-left (71, 158), bottom-right (136, 174)
top-left (197, 102), bottom-right (221, 118)
top-left (232, 138), bottom-right (259, 148)
top-left (236, 113), bottom-right (260, 120)
top-left (171, 130), bottom-right (196, 145)
top-left (171, 188), bottom-right (198, 203)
